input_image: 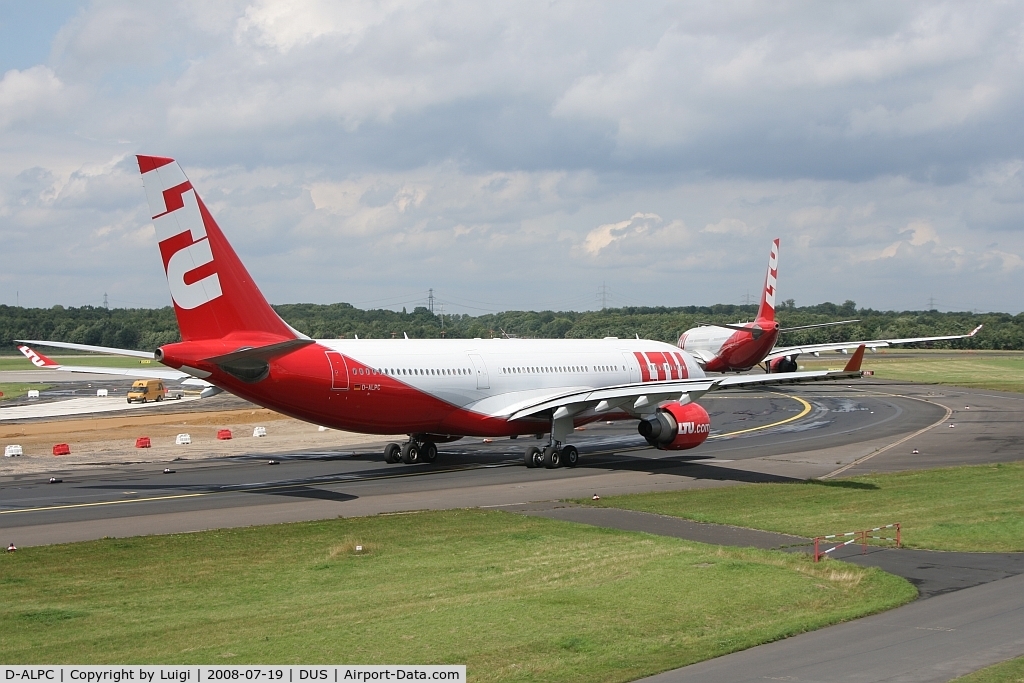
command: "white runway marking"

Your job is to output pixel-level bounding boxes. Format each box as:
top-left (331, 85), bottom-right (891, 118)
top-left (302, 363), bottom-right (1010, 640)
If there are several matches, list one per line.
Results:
top-left (0, 396), bottom-right (199, 421)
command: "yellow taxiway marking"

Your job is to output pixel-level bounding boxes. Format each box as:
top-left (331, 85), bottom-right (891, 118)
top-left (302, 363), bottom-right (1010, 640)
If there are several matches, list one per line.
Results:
top-left (3, 392), bottom-right (817, 516)
top-left (707, 392), bottom-right (813, 439)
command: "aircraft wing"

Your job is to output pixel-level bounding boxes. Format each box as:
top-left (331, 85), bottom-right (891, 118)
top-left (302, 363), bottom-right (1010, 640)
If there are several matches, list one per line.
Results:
top-left (507, 347), bottom-right (865, 421)
top-left (763, 325), bottom-right (982, 362)
top-left (15, 343), bottom-right (209, 386)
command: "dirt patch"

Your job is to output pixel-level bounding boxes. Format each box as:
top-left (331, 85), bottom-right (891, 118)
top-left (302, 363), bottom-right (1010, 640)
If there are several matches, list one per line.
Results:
top-left (1, 406), bottom-right (402, 476)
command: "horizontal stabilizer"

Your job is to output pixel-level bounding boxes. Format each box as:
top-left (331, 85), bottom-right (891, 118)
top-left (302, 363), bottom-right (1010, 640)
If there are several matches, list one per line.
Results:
top-left (202, 338), bottom-right (315, 365)
top-left (16, 339), bottom-right (156, 359)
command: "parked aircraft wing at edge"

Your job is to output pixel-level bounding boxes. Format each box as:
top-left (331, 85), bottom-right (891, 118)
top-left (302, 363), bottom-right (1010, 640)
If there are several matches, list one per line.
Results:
top-left (763, 325), bottom-right (982, 363)
top-left (16, 343), bottom-right (212, 387)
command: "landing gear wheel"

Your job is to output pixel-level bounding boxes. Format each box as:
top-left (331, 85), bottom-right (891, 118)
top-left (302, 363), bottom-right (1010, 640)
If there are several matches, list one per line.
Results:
top-left (561, 445), bottom-right (579, 468)
top-left (383, 443), bottom-right (401, 464)
top-left (421, 441), bottom-right (438, 463)
top-left (542, 446), bottom-right (561, 469)
top-left (524, 447), bottom-right (542, 468)
top-left (400, 441), bottom-right (420, 464)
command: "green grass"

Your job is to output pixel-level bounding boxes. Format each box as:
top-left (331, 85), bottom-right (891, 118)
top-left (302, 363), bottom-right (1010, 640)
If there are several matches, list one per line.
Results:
top-left (953, 655), bottom-right (1024, 682)
top-left (0, 382), bottom-right (52, 400)
top-left (869, 355), bottom-right (1024, 392)
top-left (582, 462), bottom-right (1024, 552)
top-left (0, 355), bottom-right (148, 370)
top-left (0, 510), bottom-right (914, 679)
top-left (801, 351), bottom-right (1024, 393)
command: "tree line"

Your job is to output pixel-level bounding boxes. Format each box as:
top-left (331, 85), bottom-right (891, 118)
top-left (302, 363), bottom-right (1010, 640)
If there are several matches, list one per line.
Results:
top-left (1, 300), bottom-right (1019, 354)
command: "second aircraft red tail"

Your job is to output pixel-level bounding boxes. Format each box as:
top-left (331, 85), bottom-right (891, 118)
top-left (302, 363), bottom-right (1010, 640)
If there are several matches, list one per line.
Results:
top-left (756, 238), bottom-right (779, 323)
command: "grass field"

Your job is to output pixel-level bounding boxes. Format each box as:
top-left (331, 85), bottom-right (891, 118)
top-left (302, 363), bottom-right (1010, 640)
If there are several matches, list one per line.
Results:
top-left (0, 510), bottom-right (913, 678)
top-left (953, 655), bottom-right (1024, 682)
top-left (0, 355), bottom-right (148, 370)
top-left (582, 461), bottom-right (1024, 553)
top-left (0, 382), bottom-right (53, 401)
top-left (800, 350), bottom-right (1024, 393)
top-left (868, 355), bottom-right (1024, 392)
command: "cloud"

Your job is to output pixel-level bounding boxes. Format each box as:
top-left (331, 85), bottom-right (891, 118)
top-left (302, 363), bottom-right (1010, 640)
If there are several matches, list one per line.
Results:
top-left (0, 66), bottom-right (64, 127)
top-left (703, 218), bottom-right (754, 236)
top-left (582, 212), bottom-right (660, 255)
top-left (1, 1), bottom-right (1024, 313)
top-left (235, 0), bottom-right (408, 53)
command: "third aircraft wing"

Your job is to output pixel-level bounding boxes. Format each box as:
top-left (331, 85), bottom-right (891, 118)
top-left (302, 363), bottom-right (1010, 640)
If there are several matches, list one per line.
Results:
top-left (764, 325), bottom-right (982, 363)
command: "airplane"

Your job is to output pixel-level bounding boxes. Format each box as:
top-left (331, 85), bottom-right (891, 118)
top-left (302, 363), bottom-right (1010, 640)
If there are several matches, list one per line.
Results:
top-left (18, 155), bottom-right (867, 470)
top-left (678, 239), bottom-right (982, 373)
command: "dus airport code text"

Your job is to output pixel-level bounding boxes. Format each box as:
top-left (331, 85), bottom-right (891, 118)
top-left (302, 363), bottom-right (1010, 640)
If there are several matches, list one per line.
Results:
top-left (2, 669), bottom-right (463, 683)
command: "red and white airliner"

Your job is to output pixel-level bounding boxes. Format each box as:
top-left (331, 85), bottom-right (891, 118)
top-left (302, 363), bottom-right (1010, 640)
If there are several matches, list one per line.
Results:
top-left (678, 239), bottom-right (982, 373)
top-left (18, 156), bottom-right (866, 469)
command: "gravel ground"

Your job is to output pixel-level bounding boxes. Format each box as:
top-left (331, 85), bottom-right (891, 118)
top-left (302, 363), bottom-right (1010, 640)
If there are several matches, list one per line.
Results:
top-left (1, 395), bottom-right (402, 475)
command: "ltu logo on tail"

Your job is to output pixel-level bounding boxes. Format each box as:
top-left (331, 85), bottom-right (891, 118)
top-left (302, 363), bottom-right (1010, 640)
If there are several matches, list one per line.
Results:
top-left (149, 178), bottom-right (223, 310)
top-left (19, 346), bottom-right (46, 367)
top-left (764, 241), bottom-right (778, 311)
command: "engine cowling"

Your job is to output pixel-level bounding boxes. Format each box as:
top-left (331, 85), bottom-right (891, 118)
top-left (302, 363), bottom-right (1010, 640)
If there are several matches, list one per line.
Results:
top-left (637, 402), bottom-right (711, 451)
top-left (768, 355), bottom-right (798, 373)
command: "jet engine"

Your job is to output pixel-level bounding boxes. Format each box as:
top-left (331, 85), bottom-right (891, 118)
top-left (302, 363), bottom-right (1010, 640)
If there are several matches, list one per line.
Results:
top-left (768, 355), bottom-right (798, 373)
top-left (637, 402), bottom-right (711, 450)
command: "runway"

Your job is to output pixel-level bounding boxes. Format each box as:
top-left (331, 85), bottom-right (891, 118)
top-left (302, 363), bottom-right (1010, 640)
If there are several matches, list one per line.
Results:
top-left (1, 381), bottom-right (1017, 547)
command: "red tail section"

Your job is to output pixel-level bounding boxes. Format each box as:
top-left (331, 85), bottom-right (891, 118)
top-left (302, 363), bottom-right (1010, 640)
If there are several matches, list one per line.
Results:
top-left (756, 238), bottom-right (779, 323)
top-left (137, 156), bottom-right (299, 344)
top-left (18, 345), bottom-right (59, 368)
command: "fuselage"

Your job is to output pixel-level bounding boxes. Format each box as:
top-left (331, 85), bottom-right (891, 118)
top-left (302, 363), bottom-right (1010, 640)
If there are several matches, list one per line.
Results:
top-left (678, 321), bottom-right (781, 372)
top-left (160, 337), bottom-right (705, 438)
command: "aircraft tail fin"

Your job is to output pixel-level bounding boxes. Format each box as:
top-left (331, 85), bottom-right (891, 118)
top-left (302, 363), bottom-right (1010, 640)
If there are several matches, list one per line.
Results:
top-left (843, 344), bottom-right (867, 372)
top-left (136, 156), bottom-right (302, 344)
top-left (18, 345), bottom-right (59, 368)
top-left (756, 238), bottom-right (779, 323)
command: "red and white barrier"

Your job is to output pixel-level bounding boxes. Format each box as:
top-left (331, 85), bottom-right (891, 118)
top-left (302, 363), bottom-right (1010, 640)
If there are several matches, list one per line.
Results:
top-left (814, 523), bottom-right (901, 562)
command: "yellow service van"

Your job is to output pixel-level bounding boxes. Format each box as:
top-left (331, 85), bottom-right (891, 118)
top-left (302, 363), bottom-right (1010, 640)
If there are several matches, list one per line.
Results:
top-left (127, 379), bottom-right (166, 404)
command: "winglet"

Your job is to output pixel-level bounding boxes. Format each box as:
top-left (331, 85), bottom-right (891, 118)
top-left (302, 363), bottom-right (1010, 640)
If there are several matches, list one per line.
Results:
top-left (968, 324), bottom-right (983, 337)
top-left (843, 344), bottom-right (867, 372)
top-left (18, 345), bottom-right (60, 368)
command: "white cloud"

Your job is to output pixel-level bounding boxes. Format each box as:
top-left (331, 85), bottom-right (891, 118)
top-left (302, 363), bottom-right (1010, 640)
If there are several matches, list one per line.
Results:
top-left (581, 213), bottom-right (660, 255)
top-left (703, 218), bottom-right (754, 236)
top-left (235, 0), bottom-right (410, 53)
top-left (1, 1), bottom-right (1024, 313)
top-left (0, 66), bottom-right (65, 128)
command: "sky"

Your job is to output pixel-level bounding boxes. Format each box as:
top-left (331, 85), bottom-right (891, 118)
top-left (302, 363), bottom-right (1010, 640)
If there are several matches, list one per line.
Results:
top-left (1, 1), bottom-right (1023, 315)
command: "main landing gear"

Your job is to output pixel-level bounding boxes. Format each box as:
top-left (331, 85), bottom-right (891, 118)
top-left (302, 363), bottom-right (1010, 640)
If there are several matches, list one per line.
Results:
top-left (383, 438), bottom-right (438, 465)
top-left (524, 444), bottom-right (579, 469)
